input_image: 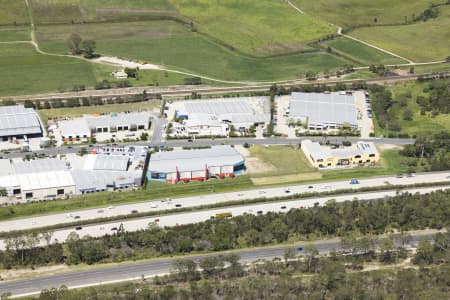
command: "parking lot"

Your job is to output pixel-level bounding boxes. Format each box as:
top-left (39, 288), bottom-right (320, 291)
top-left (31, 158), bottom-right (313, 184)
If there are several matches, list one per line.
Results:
top-left (354, 91), bottom-right (374, 138)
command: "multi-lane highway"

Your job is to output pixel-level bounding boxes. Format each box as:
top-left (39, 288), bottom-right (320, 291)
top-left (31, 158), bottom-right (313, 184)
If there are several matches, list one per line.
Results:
top-left (1, 185), bottom-right (447, 250)
top-left (0, 231), bottom-right (438, 298)
top-left (1, 172), bottom-right (449, 235)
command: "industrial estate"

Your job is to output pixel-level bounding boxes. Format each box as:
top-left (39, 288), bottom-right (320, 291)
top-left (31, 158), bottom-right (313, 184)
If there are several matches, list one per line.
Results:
top-left (0, 0), bottom-right (449, 299)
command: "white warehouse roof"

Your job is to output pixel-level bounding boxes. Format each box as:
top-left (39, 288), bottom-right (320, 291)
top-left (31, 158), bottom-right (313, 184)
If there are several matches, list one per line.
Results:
top-left (16, 170), bottom-right (75, 191)
top-left (149, 146), bottom-right (244, 173)
top-left (58, 119), bottom-right (91, 138)
top-left (86, 112), bottom-right (150, 128)
top-left (178, 97), bottom-right (270, 125)
top-left (290, 92), bottom-right (357, 126)
top-left (0, 105), bottom-right (42, 137)
top-left (13, 158), bottom-right (68, 174)
top-left (93, 154), bottom-right (129, 171)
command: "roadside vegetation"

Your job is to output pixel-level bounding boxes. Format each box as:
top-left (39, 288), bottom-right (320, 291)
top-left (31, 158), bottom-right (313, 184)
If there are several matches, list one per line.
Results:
top-left (370, 79), bottom-right (450, 137)
top-left (1, 190), bottom-right (448, 269)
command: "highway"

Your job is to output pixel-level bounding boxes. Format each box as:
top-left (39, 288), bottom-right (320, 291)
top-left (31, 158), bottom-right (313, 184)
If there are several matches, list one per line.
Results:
top-left (2, 136), bottom-right (414, 159)
top-left (1, 185), bottom-right (447, 250)
top-left (1, 172), bottom-right (448, 234)
top-left (0, 231), bottom-right (437, 298)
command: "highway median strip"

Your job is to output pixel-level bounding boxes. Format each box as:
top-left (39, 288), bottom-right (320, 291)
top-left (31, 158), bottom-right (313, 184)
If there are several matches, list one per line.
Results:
top-left (1, 181), bottom-right (449, 239)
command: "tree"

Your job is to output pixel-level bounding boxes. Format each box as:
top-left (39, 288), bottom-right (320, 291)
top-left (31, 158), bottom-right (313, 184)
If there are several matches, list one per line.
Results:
top-left (24, 100), bottom-right (34, 108)
top-left (199, 256), bottom-right (223, 276)
top-left (403, 109), bottom-right (413, 121)
top-left (67, 33), bottom-right (82, 55)
top-left (172, 259), bottom-right (198, 282)
top-left (283, 247), bottom-right (297, 266)
top-left (81, 40), bottom-right (96, 58)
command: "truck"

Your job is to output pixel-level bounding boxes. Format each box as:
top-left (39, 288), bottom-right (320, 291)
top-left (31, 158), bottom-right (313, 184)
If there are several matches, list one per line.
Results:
top-left (215, 212), bottom-right (232, 219)
top-left (350, 179), bottom-right (359, 184)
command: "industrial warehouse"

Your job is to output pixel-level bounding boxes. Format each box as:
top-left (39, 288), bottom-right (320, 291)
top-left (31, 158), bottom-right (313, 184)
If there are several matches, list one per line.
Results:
top-left (0, 105), bottom-right (43, 141)
top-left (56, 111), bottom-right (151, 143)
top-left (301, 140), bottom-right (379, 169)
top-left (288, 92), bottom-right (358, 130)
top-left (167, 97), bottom-right (270, 137)
top-left (147, 146), bottom-right (245, 183)
top-left (0, 145), bottom-right (149, 203)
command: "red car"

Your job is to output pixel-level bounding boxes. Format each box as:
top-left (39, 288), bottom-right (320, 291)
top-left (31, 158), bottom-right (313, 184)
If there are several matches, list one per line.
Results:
top-left (154, 218), bottom-right (160, 223)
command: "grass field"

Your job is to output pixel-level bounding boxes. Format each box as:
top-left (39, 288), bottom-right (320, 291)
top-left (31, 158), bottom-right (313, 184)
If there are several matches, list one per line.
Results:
top-left (0, 27), bottom-right (30, 42)
top-left (373, 80), bottom-right (450, 137)
top-left (0, 0), bottom-right (29, 25)
top-left (292, 0), bottom-right (435, 28)
top-left (171, 0), bottom-right (334, 56)
top-left (30, 0), bottom-right (177, 24)
top-left (321, 37), bottom-right (406, 65)
top-left (0, 44), bottom-right (99, 96)
top-left (350, 6), bottom-right (450, 62)
top-left (36, 20), bottom-right (350, 81)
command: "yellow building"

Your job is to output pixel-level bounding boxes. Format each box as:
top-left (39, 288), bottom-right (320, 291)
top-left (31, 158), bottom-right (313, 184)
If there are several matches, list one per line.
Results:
top-left (301, 140), bottom-right (379, 169)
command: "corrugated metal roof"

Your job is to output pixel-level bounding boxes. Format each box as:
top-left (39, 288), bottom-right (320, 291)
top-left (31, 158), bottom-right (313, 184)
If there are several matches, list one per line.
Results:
top-left (0, 105), bottom-right (42, 137)
top-left (71, 170), bottom-right (140, 191)
top-left (290, 93), bottom-right (357, 126)
top-left (17, 170), bottom-right (75, 190)
top-left (86, 112), bottom-right (150, 128)
top-left (13, 158), bottom-right (68, 174)
top-left (0, 159), bottom-right (14, 177)
top-left (93, 154), bottom-right (129, 171)
top-left (149, 145), bottom-right (244, 173)
top-left (179, 97), bottom-right (270, 125)
top-left (58, 119), bottom-right (91, 137)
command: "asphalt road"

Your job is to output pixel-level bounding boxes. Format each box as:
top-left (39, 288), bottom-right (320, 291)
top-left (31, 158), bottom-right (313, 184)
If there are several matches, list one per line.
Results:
top-left (0, 232), bottom-right (437, 298)
top-left (1, 172), bottom-right (448, 235)
top-left (1, 136), bottom-right (414, 159)
top-left (1, 185), bottom-right (447, 250)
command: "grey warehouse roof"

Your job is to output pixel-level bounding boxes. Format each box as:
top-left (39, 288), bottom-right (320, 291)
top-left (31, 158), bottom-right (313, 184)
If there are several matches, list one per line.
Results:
top-left (0, 105), bottom-right (42, 137)
top-left (93, 154), bottom-right (129, 171)
top-left (290, 92), bottom-right (357, 126)
top-left (13, 158), bottom-right (68, 174)
top-left (71, 170), bottom-right (140, 192)
top-left (149, 145), bottom-right (244, 173)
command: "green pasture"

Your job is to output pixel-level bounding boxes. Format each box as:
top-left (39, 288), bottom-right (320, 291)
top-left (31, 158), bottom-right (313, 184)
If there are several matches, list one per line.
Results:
top-left (0, 44), bottom-right (98, 96)
top-left (0, 0), bottom-right (29, 26)
top-left (171, 0), bottom-right (334, 56)
top-left (351, 6), bottom-right (450, 62)
top-left (322, 37), bottom-right (406, 65)
top-left (35, 20), bottom-right (350, 81)
top-left (292, 0), bottom-right (435, 28)
top-left (0, 27), bottom-right (30, 42)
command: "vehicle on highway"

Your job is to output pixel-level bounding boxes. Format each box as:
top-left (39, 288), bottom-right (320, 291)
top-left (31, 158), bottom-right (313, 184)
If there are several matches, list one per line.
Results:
top-left (284, 188), bottom-right (291, 193)
top-left (131, 210), bottom-right (138, 214)
top-left (350, 179), bottom-right (359, 184)
top-left (187, 139), bottom-right (193, 142)
top-left (150, 203), bottom-right (158, 208)
top-left (111, 227), bottom-right (117, 231)
top-left (259, 190), bottom-right (266, 194)
top-left (297, 247), bottom-right (304, 251)
top-left (215, 212), bottom-right (232, 219)
top-left (108, 206), bottom-right (114, 209)
top-left (308, 185), bottom-right (313, 189)
top-left (75, 226), bottom-right (82, 230)
top-left (175, 204), bottom-right (182, 208)
top-left (97, 209), bottom-right (104, 213)
top-left (154, 218), bottom-right (160, 223)
top-left (280, 206), bottom-right (287, 209)
top-left (74, 215), bottom-right (80, 219)
top-left (257, 210), bottom-right (263, 215)
top-left (407, 173), bottom-right (415, 177)
top-left (314, 202), bottom-right (320, 206)
top-left (396, 174), bottom-right (404, 178)
top-left (100, 226), bottom-right (105, 230)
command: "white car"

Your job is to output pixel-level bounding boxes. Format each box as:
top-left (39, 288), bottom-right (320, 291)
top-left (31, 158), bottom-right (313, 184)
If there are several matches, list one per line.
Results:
top-left (150, 203), bottom-right (158, 208)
